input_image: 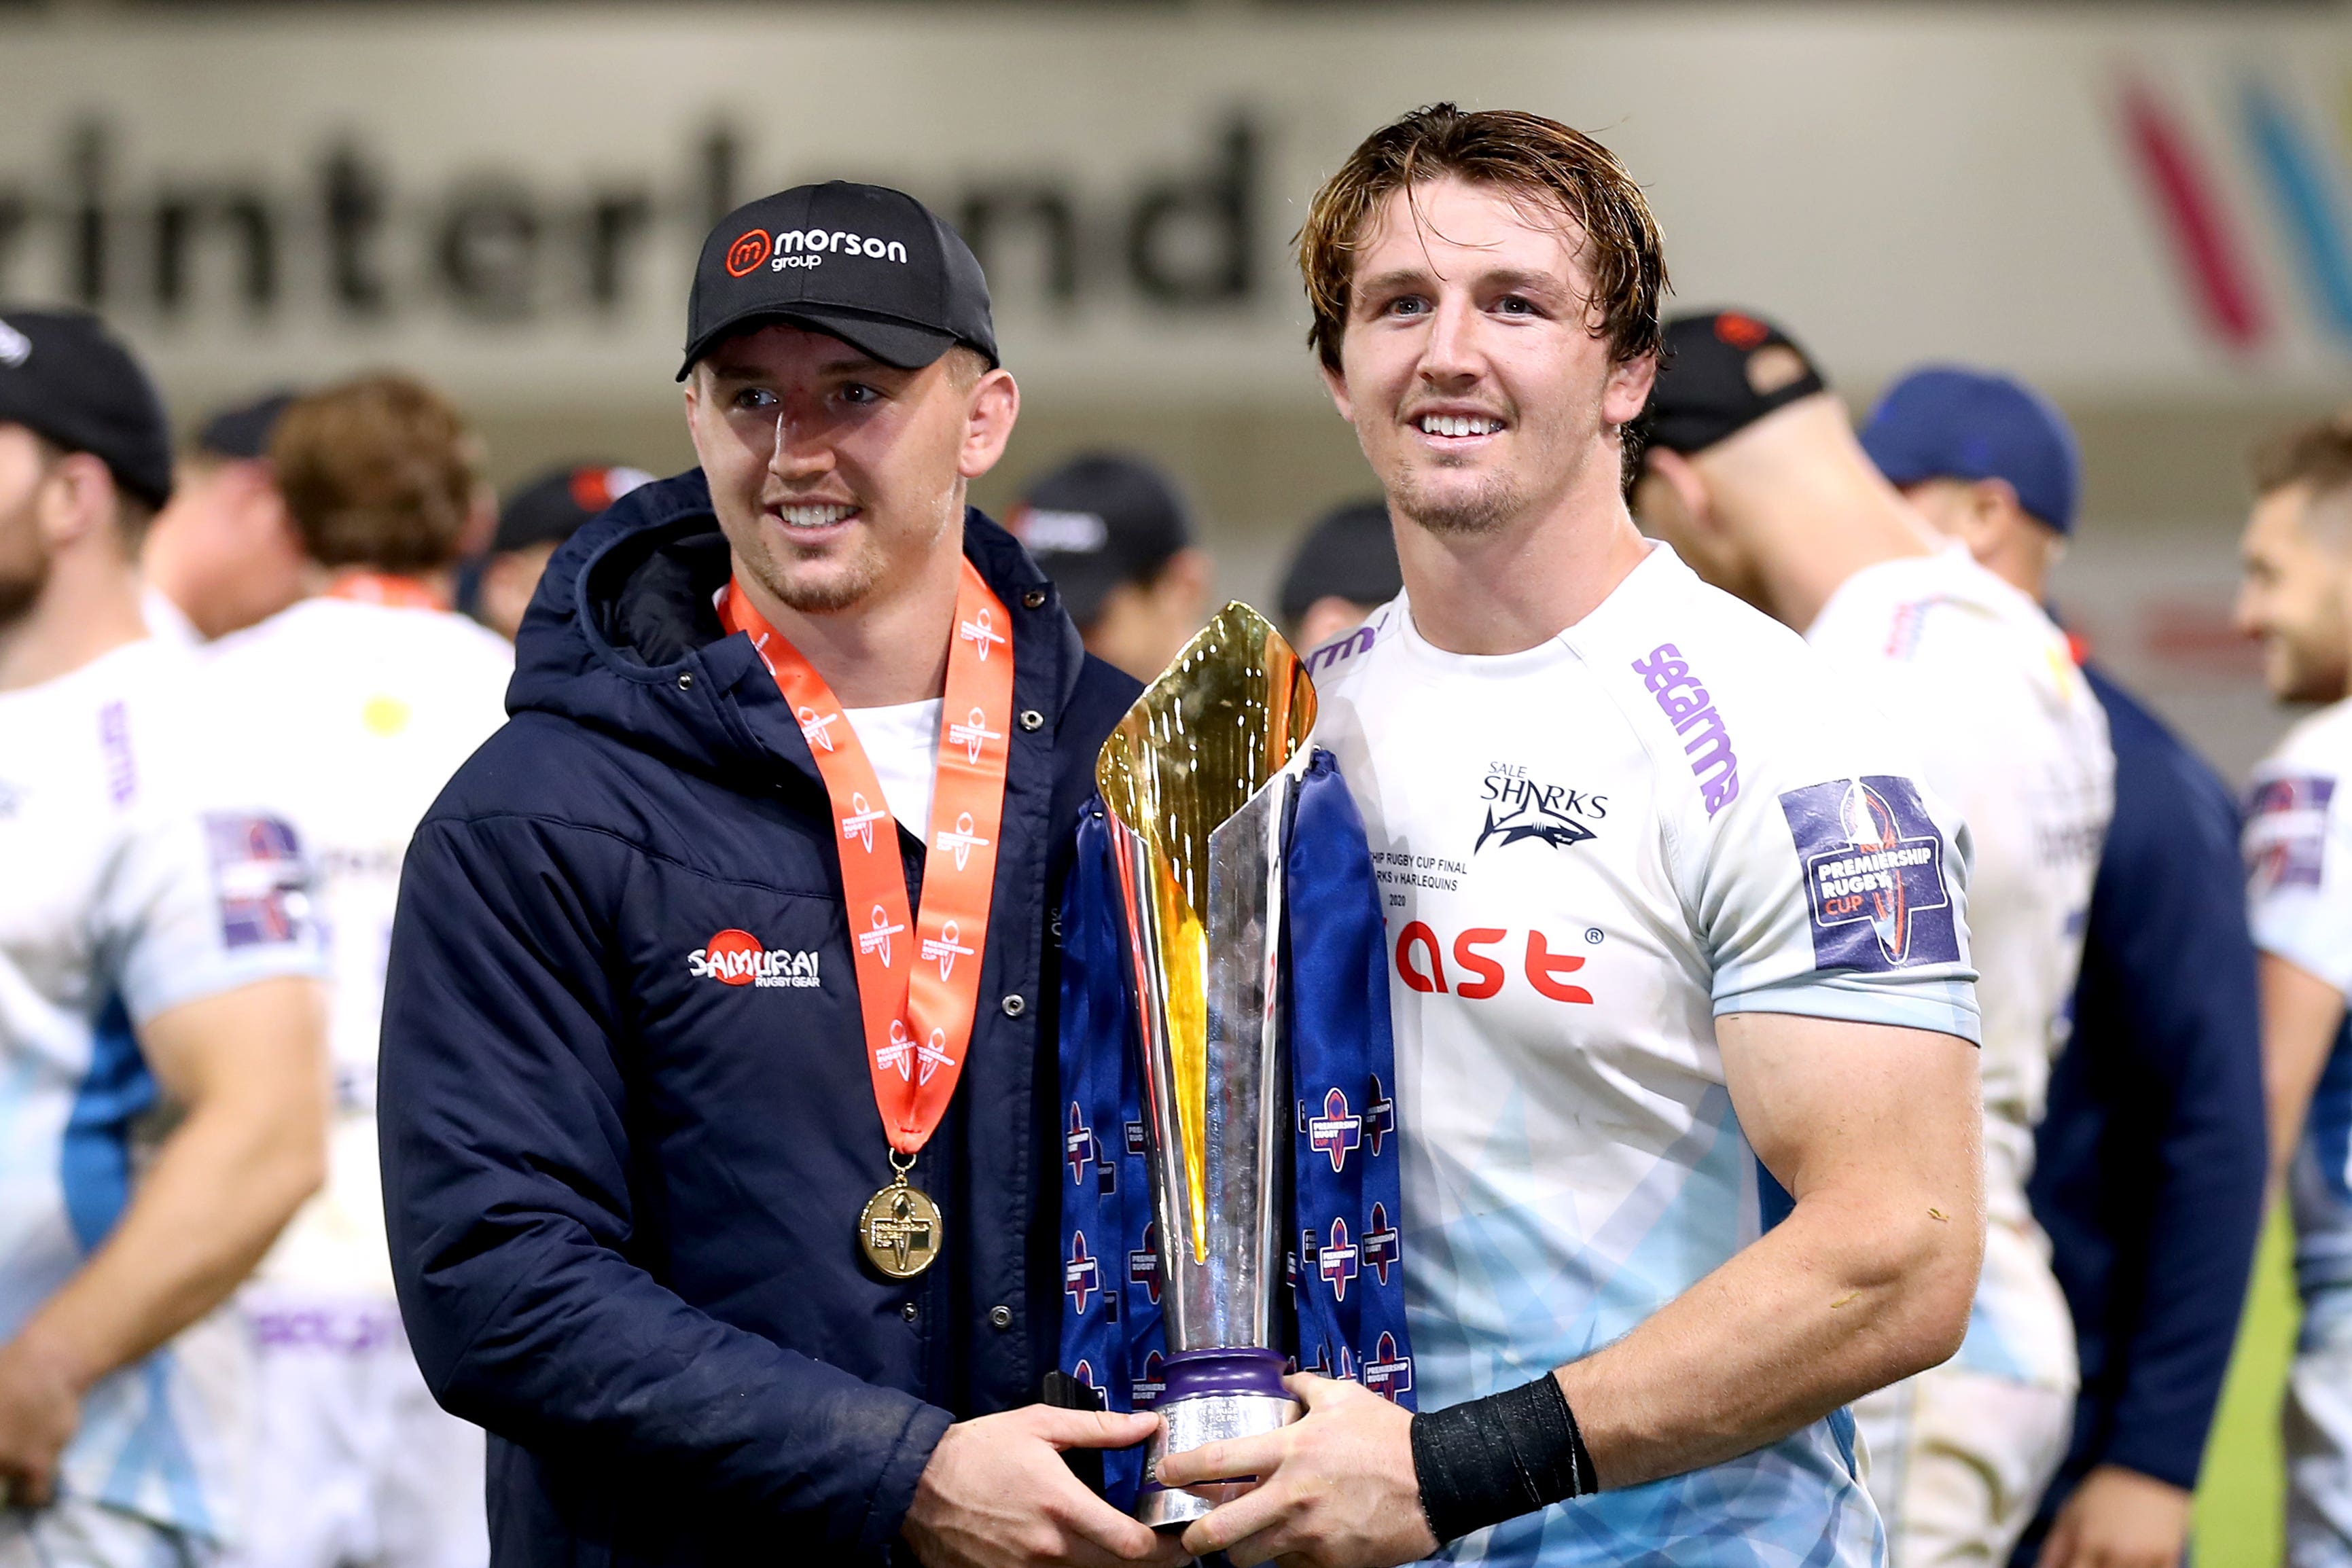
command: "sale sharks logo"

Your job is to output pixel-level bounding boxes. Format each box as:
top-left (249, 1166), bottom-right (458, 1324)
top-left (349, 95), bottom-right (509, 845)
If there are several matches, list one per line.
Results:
top-left (1474, 762), bottom-right (1607, 855)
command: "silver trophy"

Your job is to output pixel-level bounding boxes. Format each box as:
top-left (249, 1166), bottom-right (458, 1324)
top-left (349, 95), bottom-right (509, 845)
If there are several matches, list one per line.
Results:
top-left (1095, 602), bottom-right (1319, 1529)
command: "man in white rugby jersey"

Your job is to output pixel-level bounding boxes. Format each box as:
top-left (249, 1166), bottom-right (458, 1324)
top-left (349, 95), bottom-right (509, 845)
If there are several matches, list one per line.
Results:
top-left (1635, 312), bottom-right (2115, 1567)
top-left (0, 307), bottom-right (327, 1568)
top-left (2235, 414), bottom-right (2352, 1567)
top-left (202, 374), bottom-right (512, 1568)
top-left (1158, 105), bottom-right (1986, 1568)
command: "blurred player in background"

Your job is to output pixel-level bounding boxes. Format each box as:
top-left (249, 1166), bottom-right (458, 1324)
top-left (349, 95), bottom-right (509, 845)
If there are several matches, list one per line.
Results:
top-left (1167, 105), bottom-right (1984, 1568)
top-left (202, 374), bottom-right (511, 1568)
top-left (1277, 496), bottom-right (1401, 652)
top-left (1008, 450), bottom-right (1211, 680)
top-left (1859, 367), bottom-right (2264, 1568)
top-left (2235, 415), bottom-right (2352, 1567)
top-left (141, 393), bottom-right (305, 644)
top-left (0, 308), bottom-right (327, 1567)
top-left (1637, 313), bottom-right (2114, 1568)
top-left (470, 462), bottom-right (652, 641)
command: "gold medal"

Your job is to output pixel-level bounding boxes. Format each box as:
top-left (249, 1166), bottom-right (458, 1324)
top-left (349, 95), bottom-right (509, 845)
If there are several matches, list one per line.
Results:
top-left (859, 1155), bottom-right (942, 1279)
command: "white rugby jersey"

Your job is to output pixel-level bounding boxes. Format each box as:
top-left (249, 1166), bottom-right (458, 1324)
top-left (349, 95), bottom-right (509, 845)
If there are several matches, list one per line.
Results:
top-left (202, 596), bottom-right (511, 1296)
top-left (0, 636), bottom-right (323, 1542)
top-left (2246, 698), bottom-right (2352, 1293)
top-left (1311, 543), bottom-right (1978, 1567)
top-left (1806, 549), bottom-right (2112, 1391)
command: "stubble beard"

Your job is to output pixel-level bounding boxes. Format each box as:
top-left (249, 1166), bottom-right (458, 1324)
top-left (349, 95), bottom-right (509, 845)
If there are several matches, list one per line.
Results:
top-left (743, 485), bottom-right (961, 618)
top-left (1390, 459), bottom-right (1523, 539)
top-left (0, 496), bottom-right (50, 631)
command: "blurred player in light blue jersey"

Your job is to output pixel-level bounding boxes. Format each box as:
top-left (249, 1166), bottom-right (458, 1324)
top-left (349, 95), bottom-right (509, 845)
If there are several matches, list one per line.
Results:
top-left (1860, 367), bottom-right (2264, 1568)
top-left (0, 308), bottom-right (327, 1568)
top-left (202, 375), bottom-right (512, 1568)
top-left (1638, 317), bottom-right (2115, 1568)
top-left (1164, 105), bottom-right (1986, 1568)
top-left (2237, 416), bottom-right (2352, 1568)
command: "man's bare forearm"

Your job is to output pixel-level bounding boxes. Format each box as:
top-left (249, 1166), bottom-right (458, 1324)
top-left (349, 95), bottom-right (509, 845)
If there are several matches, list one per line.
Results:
top-left (13, 978), bottom-right (326, 1391)
top-left (1555, 1178), bottom-right (1978, 1490)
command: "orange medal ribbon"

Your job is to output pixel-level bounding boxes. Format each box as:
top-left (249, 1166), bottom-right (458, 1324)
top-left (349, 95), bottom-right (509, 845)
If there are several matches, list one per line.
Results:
top-left (325, 571), bottom-right (443, 610)
top-left (718, 560), bottom-right (1015, 1158)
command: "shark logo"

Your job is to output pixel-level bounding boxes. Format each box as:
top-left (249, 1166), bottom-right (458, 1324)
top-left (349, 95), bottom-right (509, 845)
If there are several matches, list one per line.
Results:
top-left (1474, 765), bottom-right (1606, 855)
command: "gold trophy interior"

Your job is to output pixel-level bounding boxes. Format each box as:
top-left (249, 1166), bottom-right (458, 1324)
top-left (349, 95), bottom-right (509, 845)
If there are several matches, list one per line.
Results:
top-left (1095, 603), bottom-right (1317, 1267)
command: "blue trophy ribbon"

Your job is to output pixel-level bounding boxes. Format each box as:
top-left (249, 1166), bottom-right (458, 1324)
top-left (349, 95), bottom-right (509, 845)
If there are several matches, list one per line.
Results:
top-left (1057, 749), bottom-right (1414, 1510)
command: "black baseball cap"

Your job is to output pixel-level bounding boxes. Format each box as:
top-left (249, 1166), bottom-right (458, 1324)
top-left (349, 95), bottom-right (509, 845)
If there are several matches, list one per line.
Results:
top-left (1642, 309), bottom-right (1829, 457)
top-left (680, 183), bottom-right (997, 380)
top-left (0, 306), bottom-right (174, 510)
top-left (1009, 454), bottom-right (1192, 627)
top-left (194, 391), bottom-right (297, 462)
top-left (1279, 499), bottom-right (1401, 626)
top-left (495, 462), bottom-right (656, 553)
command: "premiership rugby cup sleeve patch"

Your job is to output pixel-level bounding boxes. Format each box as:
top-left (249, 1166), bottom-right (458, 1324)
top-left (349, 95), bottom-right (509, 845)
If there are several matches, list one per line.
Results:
top-left (2247, 768), bottom-right (2352, 995)
top-left (1777, 776), bottom-right (1963, 974)
top-left (110, 805), bottom-right (324, 1024)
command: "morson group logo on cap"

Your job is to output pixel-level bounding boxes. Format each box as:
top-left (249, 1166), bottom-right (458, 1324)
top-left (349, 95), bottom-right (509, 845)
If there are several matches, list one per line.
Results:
top-left (0, 318), bottom-right (27, 368)
top-left (730, 226), bottom-right (914, 277)
top-left (689, 927), bottom-right (821, 988)
top-left (725, 229), bottom-right (772, 277)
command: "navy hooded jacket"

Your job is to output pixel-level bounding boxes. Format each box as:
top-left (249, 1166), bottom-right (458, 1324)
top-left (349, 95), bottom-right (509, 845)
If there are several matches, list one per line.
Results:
top-left (378, 471), bottom-right (1140, 1566)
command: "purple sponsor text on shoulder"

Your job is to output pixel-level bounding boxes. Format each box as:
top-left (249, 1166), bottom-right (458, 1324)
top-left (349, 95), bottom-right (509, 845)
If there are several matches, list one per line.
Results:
top-left (1631, 643), bottom-right (1739, 817)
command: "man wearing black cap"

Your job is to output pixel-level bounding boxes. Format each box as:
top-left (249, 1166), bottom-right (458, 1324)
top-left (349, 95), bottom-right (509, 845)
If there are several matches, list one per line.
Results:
top-left (471, 463), bottom-right (654, 641)
top-left (378, 186), bottom-right (1173, 1568)
top-left (1008, 453), bottom-right (1211, 682)
top-left (1277, 497), bottom-right (1403, 655)
top-left (0, 308), bottom-right (327, 1566)
top-left (1860, 369), bottom-right (2265, 1568)
top-left (142, 392), bottom-right (307, 643)
top-left (1636, 313), bottom-right (2116, 1567)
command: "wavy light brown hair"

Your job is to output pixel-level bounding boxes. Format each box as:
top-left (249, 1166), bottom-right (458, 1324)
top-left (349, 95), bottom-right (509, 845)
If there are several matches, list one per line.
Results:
top-left (272, 373), bottom-right (480, 573)
top-left (1296, 103), bottom-right (1667, 376)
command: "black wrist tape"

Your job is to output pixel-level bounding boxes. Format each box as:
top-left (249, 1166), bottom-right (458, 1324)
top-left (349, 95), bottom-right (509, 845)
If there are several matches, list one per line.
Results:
top-left (1409, 1374), bottom-right (1597, 1544)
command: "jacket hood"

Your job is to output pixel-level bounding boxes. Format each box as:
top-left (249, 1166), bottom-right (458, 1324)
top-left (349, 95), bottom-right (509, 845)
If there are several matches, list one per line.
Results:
top-left (506, 468), bottom-right (1088, 787)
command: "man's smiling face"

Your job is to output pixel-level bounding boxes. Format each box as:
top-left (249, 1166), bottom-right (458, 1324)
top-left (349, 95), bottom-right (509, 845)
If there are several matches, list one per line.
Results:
top-left (1323, 174), bottom-right (1654, 540)
top-left (685, 324), bottom-right (984, 616)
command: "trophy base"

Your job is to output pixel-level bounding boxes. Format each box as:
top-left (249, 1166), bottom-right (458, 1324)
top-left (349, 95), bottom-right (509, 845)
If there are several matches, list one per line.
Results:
top-left (1135, 1349), bottom-right (1301, 1529)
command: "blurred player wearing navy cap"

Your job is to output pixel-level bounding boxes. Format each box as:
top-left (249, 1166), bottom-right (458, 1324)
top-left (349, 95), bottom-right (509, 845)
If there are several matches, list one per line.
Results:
top-left (142, 393), bottom-right (306, 643)
top-left (473, 463), bottom-right (653, 640)
top-left (200, 374), bottom-right (512, 1568)
top-left (1860, 367), bottom-right (2264, 1568)
top-left (0, 307), bottom-right (328, 1567)
top-left (1638, 315), bottom-right (2116, 1567)
top-left (1008, 452), bottom-right (1210, 681)
top-left (1277, 497), bottom-right (1402, 652)
top-left (2232, 414), bottom-right (2352, 1568)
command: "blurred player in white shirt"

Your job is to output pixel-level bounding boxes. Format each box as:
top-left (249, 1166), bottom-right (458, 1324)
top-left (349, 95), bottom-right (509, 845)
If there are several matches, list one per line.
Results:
top-left (204, 375), bottom-right (512, 1568)
top-left (0, 308), bottom-right (327, 1568)
top-left (1636, 313), bottom-right (2115, 1567)
top-left (1162, 105), bottom-right (1985, 1568)
top-left (142, 394), bottom-right (306, 645)
top-left (2236, 416), bottom-right (2352, 1568)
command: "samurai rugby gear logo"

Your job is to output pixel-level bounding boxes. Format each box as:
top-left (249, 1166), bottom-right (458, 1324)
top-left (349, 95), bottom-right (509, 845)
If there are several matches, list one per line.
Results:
top-left (1778, 777), bottom-right (1959, 971)
top-left (690, 927), bottom-right (821, 988)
